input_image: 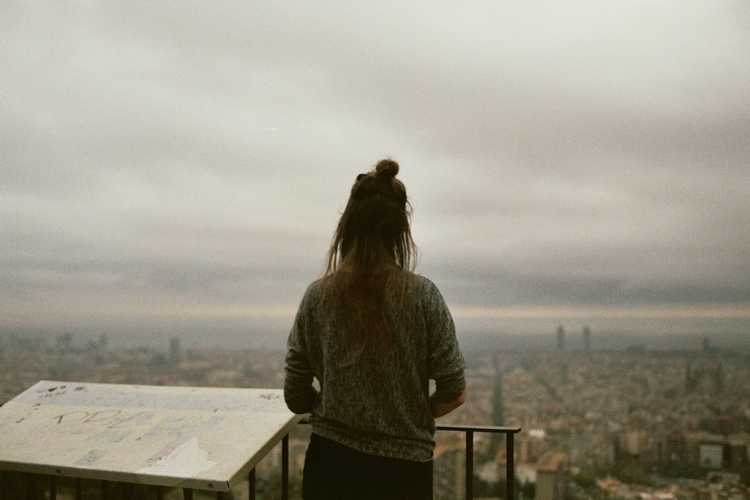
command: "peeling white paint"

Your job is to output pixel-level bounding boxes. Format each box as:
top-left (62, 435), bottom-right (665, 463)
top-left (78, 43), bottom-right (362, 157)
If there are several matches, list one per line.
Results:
top-left (138, 437), bottom-right (216, 478)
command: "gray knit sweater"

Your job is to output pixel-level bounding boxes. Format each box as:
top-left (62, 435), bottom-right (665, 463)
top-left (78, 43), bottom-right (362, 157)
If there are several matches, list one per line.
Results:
top-left (284, 272), bottom-right (466, 462)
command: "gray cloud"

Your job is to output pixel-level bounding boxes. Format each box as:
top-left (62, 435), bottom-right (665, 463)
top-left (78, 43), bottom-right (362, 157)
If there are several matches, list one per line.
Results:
top-left (1, 1), bottom-right (748, 340)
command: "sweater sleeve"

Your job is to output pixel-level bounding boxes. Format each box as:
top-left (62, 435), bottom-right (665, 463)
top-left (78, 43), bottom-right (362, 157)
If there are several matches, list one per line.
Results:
top-left (424, 279), bottom-right (466, 403)
top-left (284, 287), bottom-right (317, 414)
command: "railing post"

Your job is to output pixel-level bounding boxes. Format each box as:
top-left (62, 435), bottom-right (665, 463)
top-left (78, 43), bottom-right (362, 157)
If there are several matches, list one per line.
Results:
top-left (466, 430), bottom-right (474, 500)
top-left (434, 425), bottom-right (520, 500)
top-left (50, 476), bottom-right (57, 500)
top-left (248, 468), bottom-right (256, 500)
top-left (282, 434), bottom-right (290, 500)
top-left (506, 432), bottom-right (515, 500)
top-left (24, 473), bottom-right (34, 500)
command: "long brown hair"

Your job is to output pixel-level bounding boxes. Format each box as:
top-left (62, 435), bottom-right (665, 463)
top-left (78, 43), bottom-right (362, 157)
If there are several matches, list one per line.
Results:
top-left (324, 159), bottom-right (418, 366)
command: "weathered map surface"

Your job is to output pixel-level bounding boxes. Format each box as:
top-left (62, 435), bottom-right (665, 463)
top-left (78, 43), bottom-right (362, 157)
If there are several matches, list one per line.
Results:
top-left (0, 381), bottom-right (302, 490)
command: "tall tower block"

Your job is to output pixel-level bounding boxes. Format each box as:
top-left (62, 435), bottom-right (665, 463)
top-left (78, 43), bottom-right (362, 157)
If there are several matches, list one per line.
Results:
top-left (492, 353), bottom-right (503, 427)
top-left (491, 353), bottom-right (504, 455)
top-left (169, 336), bottom-right (181, 366)
top-left (582, 326), bottom-right (591, 351)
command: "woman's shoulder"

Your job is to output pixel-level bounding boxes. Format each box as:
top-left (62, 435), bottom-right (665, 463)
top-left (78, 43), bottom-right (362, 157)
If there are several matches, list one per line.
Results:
top-left (306, 277), bottom-right (326, 291)
top-left (399, 271), bottom-right (443, 299)
top-left (298, 277), bottom-right (327, 306)
top-left (399, 269), bottom-right (433, 286)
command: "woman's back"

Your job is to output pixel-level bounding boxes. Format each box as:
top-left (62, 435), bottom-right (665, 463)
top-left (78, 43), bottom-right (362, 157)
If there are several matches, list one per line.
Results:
top-left (285, 270), bottom-right (465, 461)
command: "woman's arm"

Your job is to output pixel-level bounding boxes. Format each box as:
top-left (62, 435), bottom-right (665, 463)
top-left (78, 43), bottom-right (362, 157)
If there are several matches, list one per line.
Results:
top-left (284, 288), bottom-right (318, 414)
top-left (430, 386), bottom-right (467, 418)
top-left (284, 352), bottom-right (317, 414)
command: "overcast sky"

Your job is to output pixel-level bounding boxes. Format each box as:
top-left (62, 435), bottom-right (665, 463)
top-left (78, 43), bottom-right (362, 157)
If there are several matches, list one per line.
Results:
top-left (1, 1), bottom-right (749, 347)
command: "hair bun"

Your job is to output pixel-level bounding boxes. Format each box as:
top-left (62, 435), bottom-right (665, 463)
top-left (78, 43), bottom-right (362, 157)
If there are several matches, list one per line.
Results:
top-left (374, 159), bottom-right (399, 179)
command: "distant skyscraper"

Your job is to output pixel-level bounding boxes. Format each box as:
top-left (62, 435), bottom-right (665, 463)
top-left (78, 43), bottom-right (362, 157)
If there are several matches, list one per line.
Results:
top-left (713, 361), bottom-right (724, 393)
top-left (56, 333), bottom-right (72, 350)
top-left (556, 326), bottom-right (565, 351)
top-left (491, 353), bottom-right (504, 456)
top-left (685, 360), bottom-right (697, 393)
top-left (169, 336), bottom-right (181, 366)
top-left (492, 354), bottom-right (503, 426)
top-left (582, 326), bottom-right (591, 351)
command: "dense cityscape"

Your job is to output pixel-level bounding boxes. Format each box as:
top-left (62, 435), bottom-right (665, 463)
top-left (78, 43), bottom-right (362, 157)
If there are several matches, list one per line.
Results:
top-left (1, 328), bottom-right (749, 500)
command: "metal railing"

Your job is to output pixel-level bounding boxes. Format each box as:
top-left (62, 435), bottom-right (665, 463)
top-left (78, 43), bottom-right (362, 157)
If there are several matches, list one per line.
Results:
top-left (1, 424), bottom-right (521, 500)
top-left (436, 424), bottom-right (521, 500)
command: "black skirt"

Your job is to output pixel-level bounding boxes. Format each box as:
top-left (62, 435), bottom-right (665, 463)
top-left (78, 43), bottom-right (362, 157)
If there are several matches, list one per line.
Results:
top-left (302, 433), bottom-right (433, 500)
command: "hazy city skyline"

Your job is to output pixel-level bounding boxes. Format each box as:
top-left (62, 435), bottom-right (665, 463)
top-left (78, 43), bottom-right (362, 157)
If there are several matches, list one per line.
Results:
top-left (2, 2), bottom-right (749, 345)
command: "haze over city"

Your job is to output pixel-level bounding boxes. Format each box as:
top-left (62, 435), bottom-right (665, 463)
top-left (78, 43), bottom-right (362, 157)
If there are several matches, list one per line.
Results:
top-left (2, 1), bottom-right (749, 348)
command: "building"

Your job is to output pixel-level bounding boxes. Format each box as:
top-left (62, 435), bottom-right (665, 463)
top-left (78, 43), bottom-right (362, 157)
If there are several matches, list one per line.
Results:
top-left (556, 326), bottom-right (565, 351)
top-left (588, 440), bottom-right (615, 468)
top-left (582, 326), bottom-right (591, 351)
top-left (535, 452), bottom-right (567, 500)
top-left (169, 336), bottom-right (181, 366)
top-left (491, 353), bottom-right (505, 456)
top-left (699, 442), bottom-right (724, 469)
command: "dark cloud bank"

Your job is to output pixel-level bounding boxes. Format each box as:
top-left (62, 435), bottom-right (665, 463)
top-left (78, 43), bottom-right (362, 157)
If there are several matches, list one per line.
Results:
top-left (1, 2), bottom-right (749, 348)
